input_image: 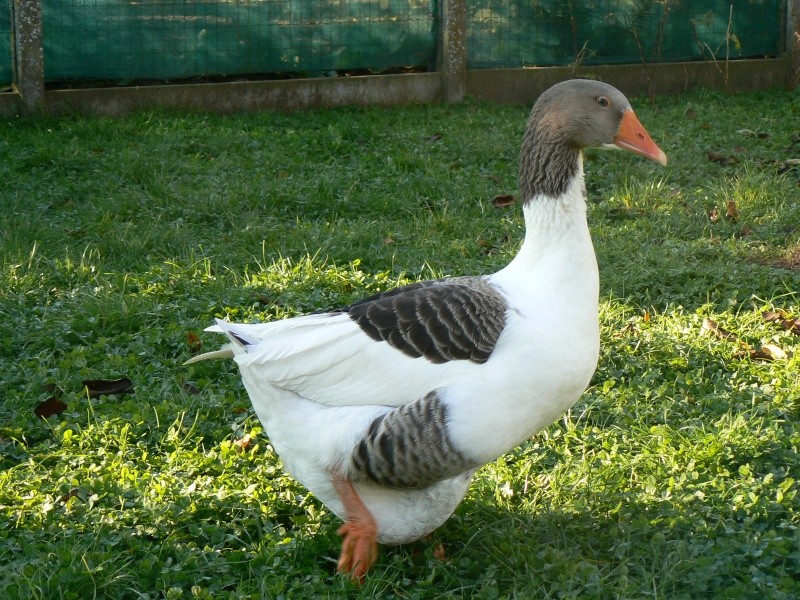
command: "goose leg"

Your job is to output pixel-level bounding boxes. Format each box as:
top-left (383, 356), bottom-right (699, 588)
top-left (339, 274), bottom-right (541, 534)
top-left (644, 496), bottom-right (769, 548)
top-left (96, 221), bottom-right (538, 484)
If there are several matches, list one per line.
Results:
top-left (330, 472), bottom-right (378, 583)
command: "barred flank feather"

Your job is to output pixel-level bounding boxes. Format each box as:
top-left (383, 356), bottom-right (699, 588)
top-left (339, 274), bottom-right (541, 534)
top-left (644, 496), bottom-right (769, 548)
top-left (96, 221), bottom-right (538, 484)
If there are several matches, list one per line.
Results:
top-left (348, 391), bottom-right (478, 489)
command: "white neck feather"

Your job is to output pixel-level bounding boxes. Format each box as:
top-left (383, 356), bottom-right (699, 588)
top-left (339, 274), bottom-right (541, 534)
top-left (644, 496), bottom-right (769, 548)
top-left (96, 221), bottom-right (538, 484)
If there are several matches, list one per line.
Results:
top-left (500, 158), bottom-right (590, 275)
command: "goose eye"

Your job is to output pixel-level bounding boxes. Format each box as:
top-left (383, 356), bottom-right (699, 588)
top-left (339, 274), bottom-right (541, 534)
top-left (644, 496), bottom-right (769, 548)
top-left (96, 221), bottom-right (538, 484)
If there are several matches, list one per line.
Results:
top-left (596, 96), bottom-right (610, 108)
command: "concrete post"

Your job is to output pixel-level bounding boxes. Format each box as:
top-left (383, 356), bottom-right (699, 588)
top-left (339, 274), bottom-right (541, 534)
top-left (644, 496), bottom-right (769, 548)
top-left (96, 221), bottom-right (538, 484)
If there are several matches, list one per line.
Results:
top-left (438, 0), bottom-right (467, 103)
top-left (13, 0), bottom-right (46, 113)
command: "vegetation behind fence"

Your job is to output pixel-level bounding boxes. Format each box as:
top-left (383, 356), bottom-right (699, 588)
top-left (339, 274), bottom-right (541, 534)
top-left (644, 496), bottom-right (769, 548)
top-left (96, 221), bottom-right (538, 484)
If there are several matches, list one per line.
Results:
top-left (40, 0), bottom-right (437, 83)
top-left (0, 0), bottom-right (786, 89)
top-left (468, 0), bottom-right (782, 68)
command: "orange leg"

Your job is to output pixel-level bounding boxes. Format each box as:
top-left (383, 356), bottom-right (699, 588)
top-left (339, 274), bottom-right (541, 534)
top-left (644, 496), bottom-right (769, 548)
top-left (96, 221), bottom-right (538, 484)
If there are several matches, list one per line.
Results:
top-left (330, 473), bottom-right (379, 583)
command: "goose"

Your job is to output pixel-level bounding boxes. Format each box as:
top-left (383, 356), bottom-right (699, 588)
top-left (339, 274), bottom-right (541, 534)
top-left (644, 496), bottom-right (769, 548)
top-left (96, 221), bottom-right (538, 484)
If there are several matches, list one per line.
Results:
top-left (186, 79), bottom-right (667, 582)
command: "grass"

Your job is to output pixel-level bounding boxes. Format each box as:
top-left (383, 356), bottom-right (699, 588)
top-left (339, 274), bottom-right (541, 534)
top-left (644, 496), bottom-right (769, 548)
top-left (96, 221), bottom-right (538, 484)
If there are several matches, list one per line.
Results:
top-left (1, 87), bottom-right (799, 599)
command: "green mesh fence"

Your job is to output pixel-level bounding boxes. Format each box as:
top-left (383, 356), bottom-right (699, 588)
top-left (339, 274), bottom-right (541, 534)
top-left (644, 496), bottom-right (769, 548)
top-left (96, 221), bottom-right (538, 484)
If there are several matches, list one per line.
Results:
top-left (1, 1), bottom-right (11, 85)
top-left (5, 1), bottom-right (786, 86)
top-left (41, 0), bottom-right (438, 83)
top-left (468, 0), bottom-right (782, 68)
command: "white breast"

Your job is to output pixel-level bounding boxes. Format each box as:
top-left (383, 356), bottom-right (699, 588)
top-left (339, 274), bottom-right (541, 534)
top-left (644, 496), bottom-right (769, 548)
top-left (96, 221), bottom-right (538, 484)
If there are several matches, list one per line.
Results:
top-left (444, 170), bottom-right (600, 463)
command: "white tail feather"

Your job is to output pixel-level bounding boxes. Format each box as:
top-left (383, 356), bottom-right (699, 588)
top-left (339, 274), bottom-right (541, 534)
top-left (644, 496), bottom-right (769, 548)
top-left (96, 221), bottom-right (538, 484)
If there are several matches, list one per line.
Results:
top-left (184, 348), bottom-right (235, 365)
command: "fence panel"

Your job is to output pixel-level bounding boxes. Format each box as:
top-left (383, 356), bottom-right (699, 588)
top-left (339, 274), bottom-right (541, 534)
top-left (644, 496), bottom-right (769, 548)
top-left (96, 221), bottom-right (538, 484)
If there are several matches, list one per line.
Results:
top-left (468, 0), bottom-right (782, 68)
top-left (41, 0), bottom-right (437, 83)
top-left (1, 1), bottom-right (11, 86)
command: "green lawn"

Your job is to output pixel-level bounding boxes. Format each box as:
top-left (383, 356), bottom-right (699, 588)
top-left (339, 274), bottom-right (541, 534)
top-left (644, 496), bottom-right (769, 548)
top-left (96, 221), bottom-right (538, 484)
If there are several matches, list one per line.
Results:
top-left (1, 87), bottom-right (799, 599)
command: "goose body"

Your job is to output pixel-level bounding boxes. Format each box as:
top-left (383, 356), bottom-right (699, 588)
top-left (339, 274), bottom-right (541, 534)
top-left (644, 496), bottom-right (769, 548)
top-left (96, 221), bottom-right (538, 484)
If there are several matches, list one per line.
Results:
top-left (188, 79), bottom-right (667, 580)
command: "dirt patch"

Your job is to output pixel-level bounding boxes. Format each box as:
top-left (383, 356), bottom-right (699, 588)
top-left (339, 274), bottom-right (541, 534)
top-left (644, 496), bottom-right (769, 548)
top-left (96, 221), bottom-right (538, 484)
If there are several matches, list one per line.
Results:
top-left (769, 244), bottom-right (800, 270)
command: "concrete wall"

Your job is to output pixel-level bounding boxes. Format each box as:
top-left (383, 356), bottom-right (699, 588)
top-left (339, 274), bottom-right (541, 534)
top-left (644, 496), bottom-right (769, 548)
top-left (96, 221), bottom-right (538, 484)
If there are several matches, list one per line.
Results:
top-left (0, 57), bottom-right (789, 118)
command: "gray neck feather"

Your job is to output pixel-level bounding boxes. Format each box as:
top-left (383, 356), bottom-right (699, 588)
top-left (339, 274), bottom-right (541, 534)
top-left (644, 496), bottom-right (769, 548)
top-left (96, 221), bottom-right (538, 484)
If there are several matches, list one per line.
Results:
top-left (518, 114), bottom-right (582, 202)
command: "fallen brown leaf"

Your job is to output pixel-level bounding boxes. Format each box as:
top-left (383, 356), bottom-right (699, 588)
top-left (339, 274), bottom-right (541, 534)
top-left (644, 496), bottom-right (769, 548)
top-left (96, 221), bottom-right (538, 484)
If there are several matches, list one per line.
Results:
top-left (701, 318), bottom-right (742, 343)
top-left (35, 397), bottom-right (68, 419)
top-left (777, 159), bottom-right (800, 175)
top-left (432, 542), bottom-right (448, 561)
top-left (186, 331), bottom-right (202, 354)
top-left (477, 238), bottom-right (497, 255)
top-left (233, 434), bottom-right (253, 453)
top-left (744, 343), bottom-right (788, 361)
top-left (491, 194), bottom-right (516, 208)
top-left (762, 310), bottom-right (800, 335)
top-left (383, 236), bottom-right (396, 245)
top-left (707, 151), bottom-right (738, 166)
top-left (614, 322), bottom-right (639, 337)
top-left (762, 309), bottom-right (789, 323)
top-left (82, 377), bottom-right (134, 397)
top-left (708, 206), bottom-right (719, 222)
top-left (181, 382), bottom-right (201, 395)
top-left (59, 489), bottom-right (80, 503)
top-left (725, 200), bottom-right (739, 221)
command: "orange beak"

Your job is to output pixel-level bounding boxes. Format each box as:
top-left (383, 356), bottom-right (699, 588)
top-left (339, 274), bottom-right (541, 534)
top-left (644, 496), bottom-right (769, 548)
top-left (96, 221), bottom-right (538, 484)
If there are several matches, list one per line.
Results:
top-left (614, 110), bottom-right (667, 166)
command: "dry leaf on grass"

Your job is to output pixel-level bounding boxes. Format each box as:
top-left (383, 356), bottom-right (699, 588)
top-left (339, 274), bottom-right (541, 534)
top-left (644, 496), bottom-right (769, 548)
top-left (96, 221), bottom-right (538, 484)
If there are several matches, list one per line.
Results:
top-left (59, 489), bottom-right (80, 503)
top-left (763, 310), bottom-right (800, 335)
top-left (614, 322), bottom-right (640, 337)
top-left (233, 434), bottom-right (253, 453)
top-left (738, 343), bottom-right (788, 362)
top-left (33, 396), bottom-right (67, 419)
top-left (186, 331), bottom-right (202, 354)
top-left (181, 382), bottom-right (201, 395)
top-left (725, 200), bottom-right (739, 221)
top-left (707, 151), bottom-right (739, 166)
top-left (35, 382), bottom-right (67, 418)
top-left (34, 397), bottom-right (68, 419)
top-left (701, 318), bottom-right (740, 342)
top-left (704, 318), bottom-right (790, 361)
top-left (82, 377), bottom-right (134, 397)
top-left (432, 543), bottom-right (448, 561)
top-left (492, 194), bottom-right (517, 208)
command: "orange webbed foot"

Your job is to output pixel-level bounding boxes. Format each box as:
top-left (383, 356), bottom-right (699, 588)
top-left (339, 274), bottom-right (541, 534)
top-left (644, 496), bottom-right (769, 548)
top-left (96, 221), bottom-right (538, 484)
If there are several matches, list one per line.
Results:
top-left (336, 519), bottom-right (378, 584)
top-left (330, 472), bottom-right (379, 584)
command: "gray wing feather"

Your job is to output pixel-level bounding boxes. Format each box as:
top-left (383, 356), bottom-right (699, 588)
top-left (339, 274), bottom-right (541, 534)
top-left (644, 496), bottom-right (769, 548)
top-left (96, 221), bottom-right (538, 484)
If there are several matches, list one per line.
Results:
top-left (347, 391), bottom-right (478, 489)
top-left (343, 277), bottom-right (507, 364)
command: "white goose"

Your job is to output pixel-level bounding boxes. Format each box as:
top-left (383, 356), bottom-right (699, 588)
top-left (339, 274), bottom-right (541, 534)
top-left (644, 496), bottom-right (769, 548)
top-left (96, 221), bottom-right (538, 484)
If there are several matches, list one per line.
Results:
top-left (187, 79), bottom-right (667, 582)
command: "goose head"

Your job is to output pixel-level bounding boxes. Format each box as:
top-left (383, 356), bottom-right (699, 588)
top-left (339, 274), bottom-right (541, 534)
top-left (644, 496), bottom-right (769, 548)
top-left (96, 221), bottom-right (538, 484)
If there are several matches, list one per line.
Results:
top-left (520, 79), bottom-right (667, 201)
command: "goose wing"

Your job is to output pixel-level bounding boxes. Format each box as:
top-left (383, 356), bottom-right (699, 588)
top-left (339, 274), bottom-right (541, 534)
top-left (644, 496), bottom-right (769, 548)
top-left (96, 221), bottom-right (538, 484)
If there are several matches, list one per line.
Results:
top-left (212, 276), bottom-right (508, 408)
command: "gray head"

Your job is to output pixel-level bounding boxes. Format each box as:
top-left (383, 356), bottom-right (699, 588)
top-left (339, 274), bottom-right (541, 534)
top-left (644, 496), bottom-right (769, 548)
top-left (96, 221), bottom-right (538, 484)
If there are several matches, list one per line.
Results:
top-left (520, 79), bottom-right (666, 200)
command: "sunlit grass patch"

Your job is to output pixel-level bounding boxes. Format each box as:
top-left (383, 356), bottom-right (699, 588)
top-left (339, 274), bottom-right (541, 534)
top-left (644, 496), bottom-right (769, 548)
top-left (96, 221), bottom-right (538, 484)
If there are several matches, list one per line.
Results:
top-left (1, 88), bottom-right (799, 598)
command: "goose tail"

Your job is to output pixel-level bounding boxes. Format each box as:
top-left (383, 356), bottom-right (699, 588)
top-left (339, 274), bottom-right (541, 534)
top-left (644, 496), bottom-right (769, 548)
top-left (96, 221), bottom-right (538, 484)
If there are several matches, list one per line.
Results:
top-left (184, 318), bottom-right (259, 365)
